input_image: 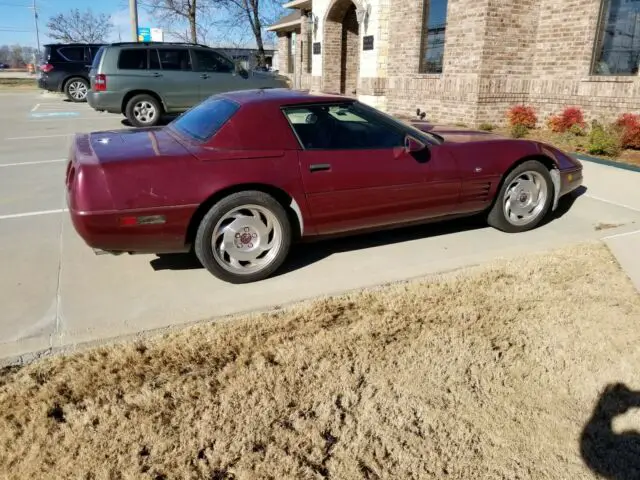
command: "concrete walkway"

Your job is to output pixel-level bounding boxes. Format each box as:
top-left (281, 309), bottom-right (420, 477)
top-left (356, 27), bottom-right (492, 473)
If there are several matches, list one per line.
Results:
top-left (580, 161), bottom-right (640, 291)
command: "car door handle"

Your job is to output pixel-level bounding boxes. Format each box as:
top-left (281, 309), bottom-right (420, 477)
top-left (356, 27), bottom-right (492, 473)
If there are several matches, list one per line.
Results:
top-left (151, 72), bottom-right (162, 77)
top-left (309, 163), bottom-right (331, 172)
top-left (200, 73), bottom-right (210, 79)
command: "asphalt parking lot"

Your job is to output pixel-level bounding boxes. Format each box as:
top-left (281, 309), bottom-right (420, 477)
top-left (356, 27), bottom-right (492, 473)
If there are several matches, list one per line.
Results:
top-left (1, 90), bottom-right (639, 363)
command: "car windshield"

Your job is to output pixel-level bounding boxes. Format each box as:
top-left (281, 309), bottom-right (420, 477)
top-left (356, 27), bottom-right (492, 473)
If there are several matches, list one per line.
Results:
top-left (355, 102), bottom-right (444, 145)
top-left (169, 97), bottom-right (240, 142)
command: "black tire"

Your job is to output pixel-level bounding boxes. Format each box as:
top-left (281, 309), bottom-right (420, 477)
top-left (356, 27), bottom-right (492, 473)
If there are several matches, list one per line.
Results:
top-left (487, 160), bottom-right (554, 233)
top-left (194, 191), bottom-right (292, 284)
top-left (64, 77), bottom-right (89, 102)
top-left (125, 94), bottom-right (162, 128)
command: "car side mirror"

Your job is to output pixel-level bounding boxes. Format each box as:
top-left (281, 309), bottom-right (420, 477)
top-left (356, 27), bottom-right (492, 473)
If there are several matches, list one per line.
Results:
top-left (405, 135), bottom-right (426, 153)
top-left (235, 64), bottom-right (249, 79)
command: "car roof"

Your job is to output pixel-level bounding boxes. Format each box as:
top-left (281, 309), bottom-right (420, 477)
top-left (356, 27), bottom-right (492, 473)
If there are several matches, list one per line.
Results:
top-left (218, 89), bottom-right (353, 108)
top-left (106, 41), bottom-right (213, 49)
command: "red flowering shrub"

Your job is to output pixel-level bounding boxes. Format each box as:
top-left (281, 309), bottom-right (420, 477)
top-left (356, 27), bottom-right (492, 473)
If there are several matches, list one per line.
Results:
top-left (506, 105), bottom-right (537, 129)
top-left (548, 107), bottom-right (587, 133)
top-left (616, 113), bottom-right (640, 149)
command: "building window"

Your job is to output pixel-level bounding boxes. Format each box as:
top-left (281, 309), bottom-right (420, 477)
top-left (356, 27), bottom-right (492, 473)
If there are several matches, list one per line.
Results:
top-left (419, 0), bottom-right (448, 74)
top-left (592, 0), bottom-right (640, 75)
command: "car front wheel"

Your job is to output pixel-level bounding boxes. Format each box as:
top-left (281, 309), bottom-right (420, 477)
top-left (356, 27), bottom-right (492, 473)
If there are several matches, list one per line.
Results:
top-left (487, 160), bottom-right (554, 233)
top-left (194, 191), bottom-right (292, 284)
top-left (125, 94), bottom-right (162, 128)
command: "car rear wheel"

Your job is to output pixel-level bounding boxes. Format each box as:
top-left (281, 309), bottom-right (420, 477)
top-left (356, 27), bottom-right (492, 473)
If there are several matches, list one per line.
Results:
top-left (64, 77), bottom-right (89, 102)
top-left (125, 94), bottom-right (161, 128)
top-left (194, 191), bottom-right (292, 284)
top-left (487, 160), bottom-right (554, 233)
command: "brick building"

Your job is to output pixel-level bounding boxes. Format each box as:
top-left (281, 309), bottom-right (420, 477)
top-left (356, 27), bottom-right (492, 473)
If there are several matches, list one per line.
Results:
top-left (268, 0), bottom-right (640, 126)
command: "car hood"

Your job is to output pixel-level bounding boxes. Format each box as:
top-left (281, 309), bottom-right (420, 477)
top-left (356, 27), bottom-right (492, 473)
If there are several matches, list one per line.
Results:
top-left (410, 121), bottom-right (507, 143)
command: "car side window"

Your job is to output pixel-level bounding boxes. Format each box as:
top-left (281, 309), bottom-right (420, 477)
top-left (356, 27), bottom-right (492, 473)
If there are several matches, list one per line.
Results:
top-left (192, 49), bottom-right (234, 73)
top-left (117, 49), bottom-right (148, 70)
top-left (149, 49), bottom-right (161, 70)
top-left (283, 104), bottom-right (406, 150)
top-left (157, 48), bottom-right (193, 71)
top-left (58, 46), bottom-right (85, 62)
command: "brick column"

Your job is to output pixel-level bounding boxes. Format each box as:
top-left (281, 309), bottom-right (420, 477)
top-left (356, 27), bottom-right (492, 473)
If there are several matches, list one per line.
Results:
top-left (277, 32), bottom-right (291, 74)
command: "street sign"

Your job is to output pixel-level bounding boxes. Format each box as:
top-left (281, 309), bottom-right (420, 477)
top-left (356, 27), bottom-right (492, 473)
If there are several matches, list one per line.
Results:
top-left (151, 28), bottom-right (163, 41)
top-left (138, 27), bottom-right (151, 42)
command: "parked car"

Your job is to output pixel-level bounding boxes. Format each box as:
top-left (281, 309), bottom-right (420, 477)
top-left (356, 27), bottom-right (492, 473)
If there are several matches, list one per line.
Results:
top-left (0, 63), bottom-right (9, 70)
top-left (37, 43), bottom-right (105, 102)
top-left (66, 89), bottom-right (584, 284)
top-left (86, 41), bottom-right (290, 127)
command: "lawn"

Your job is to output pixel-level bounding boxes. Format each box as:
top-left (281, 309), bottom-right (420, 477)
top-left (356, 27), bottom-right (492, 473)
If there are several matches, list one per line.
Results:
top-left (1, 242), bottom-right (639, 479)
top-left (0, 78), bottom-right (37, 90)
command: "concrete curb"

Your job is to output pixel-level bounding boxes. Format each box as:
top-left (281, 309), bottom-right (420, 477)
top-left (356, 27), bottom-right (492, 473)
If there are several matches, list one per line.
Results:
top-left (574, 153), bottom-right (640, 173)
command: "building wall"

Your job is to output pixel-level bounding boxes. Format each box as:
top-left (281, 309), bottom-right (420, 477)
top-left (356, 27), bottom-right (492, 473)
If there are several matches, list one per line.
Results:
top-left (275, 0), bottom-right (640, 127)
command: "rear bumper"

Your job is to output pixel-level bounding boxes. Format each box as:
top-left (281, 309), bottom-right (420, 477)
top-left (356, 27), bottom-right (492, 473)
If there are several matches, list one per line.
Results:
top-left (87, 91), bottom-right (123, 114)
top-left (37, 75), bottom-right (60, 92)
top-left (68, 206), bottom-right (194, 255)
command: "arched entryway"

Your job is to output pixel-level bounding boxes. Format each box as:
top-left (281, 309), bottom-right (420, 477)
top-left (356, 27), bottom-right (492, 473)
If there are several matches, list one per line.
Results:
top-left (322, 0), bottom-right (360, 96)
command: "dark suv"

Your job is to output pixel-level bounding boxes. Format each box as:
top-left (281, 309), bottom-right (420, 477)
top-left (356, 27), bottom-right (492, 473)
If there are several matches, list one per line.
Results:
top-left (87, 42), bottom-right (290, 127)
top-left (37, 43), bottom-right (105, 102)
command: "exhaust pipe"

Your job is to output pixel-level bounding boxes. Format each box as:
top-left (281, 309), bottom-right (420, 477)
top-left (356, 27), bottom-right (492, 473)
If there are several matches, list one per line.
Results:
top-left (92, 248), bottom-right (123, 256)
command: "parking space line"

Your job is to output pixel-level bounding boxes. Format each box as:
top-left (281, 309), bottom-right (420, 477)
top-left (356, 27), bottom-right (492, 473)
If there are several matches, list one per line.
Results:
top-left (31, 103), bottom-right (40, 112)
top-left (603, 228), bottom-right (640, 241)
top-left (585, 194), bottom-right (640, 213)
top-left (0, 209), bottom-right (68, 221)
top-left (0, 159), bottom-right (66, 168)
top-left (6, 133), bottom-right (73, 140)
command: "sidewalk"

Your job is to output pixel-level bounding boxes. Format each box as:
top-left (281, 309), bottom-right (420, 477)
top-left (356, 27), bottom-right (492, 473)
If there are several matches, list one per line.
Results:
top-left (580, 160), bottom-right (640, 292)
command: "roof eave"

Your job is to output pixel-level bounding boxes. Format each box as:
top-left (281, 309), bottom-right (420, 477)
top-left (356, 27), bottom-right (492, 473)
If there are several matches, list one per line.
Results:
top-left (266, 19), bottom-right (302, 32)
top-left (282, 0), bottom-right (312, 9)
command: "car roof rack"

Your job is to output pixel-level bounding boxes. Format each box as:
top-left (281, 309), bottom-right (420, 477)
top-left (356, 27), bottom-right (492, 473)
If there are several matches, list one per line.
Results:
top-left (109, 41), bottom-right (213, 49)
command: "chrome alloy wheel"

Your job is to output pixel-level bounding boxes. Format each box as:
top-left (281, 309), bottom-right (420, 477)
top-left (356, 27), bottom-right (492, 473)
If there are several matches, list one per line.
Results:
top-left (68, 80), bottom-right (88, 100)
top-left (502, 170), bottom-right (549, 226)
top-left (133, 100), bottom-right (157, 125)
top-left (212, 204), bottom-right (284, 275)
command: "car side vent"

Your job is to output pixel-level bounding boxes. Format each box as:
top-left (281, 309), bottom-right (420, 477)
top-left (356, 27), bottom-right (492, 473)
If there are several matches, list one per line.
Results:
top-left (463, 181), bottom-right (492, 202)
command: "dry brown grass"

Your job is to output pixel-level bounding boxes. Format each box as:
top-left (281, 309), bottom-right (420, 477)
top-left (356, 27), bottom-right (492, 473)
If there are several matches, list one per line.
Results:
top-left (1, 242), bottom-right (640, 479)
top-left (0, 78), bottom-right (37, 90)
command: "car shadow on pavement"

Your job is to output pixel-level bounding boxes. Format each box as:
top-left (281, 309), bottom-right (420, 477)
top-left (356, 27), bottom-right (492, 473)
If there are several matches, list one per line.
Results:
top-left (580, 383), bottom-right (640, 480)
top-left (149, 186), bottom-right (586, 275)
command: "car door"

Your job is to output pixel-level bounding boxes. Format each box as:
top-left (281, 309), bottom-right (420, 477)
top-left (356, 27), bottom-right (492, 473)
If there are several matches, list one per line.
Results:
top-left (283, 103), bottom-right (461, 235)
top-left (190, 48), bottom-right (243, 100)
top-left (152, 47), bottom-right (201, 110)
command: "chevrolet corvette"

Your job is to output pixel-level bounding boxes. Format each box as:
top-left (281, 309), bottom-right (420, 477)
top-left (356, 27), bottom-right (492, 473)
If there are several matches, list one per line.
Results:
top-left (66, 89), bottom-right (583, 283)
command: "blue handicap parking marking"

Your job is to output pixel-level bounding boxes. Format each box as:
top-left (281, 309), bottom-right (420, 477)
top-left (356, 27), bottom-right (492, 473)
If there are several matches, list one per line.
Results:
top-left (30, 112), bottom-right (81, 118)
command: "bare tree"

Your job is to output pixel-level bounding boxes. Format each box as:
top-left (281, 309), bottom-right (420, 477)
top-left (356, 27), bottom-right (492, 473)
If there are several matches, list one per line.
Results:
top-left (144, 0), bottom-right (217, 43)
top-left (46, 9), bottom-right (113, 43)
top-left (220, 0), bottom-right (284, 66)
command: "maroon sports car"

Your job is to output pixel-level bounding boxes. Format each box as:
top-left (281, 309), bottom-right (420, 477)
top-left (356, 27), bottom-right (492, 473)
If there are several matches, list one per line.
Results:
top-left (66, 89), bottom-right (583, 283)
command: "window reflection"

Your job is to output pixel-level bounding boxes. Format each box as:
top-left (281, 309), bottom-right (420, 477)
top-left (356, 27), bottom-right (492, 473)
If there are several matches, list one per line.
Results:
top-left (420, 0), bottom-right (448, 74)
top-left (593, 0), bottom-right (640, 75)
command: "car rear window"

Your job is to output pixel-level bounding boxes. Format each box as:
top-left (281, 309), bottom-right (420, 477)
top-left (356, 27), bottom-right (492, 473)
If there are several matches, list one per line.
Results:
top-left (169, 98), bottom-right (240, 142)
top-left (91, 46), bottom-right (105, 69)
top-left (118, 49), bottom-right (148, 70)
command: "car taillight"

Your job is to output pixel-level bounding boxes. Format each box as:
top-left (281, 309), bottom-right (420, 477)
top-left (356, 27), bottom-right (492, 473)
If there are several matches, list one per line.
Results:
top-left (94, 74), bottom-right (107, 92)
top-left (40, 63), bottom-right (53, 73)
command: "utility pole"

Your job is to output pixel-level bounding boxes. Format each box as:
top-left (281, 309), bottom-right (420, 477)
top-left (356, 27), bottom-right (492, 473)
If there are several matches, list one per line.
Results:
top-left (129, 0), bottom-right (139, 42)
top-left (31, 0), bottom-right (40, 54)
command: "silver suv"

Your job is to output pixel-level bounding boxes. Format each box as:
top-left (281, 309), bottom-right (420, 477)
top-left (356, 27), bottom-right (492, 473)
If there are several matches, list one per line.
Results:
top-left (87, 42), bottom-right (290, 127)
